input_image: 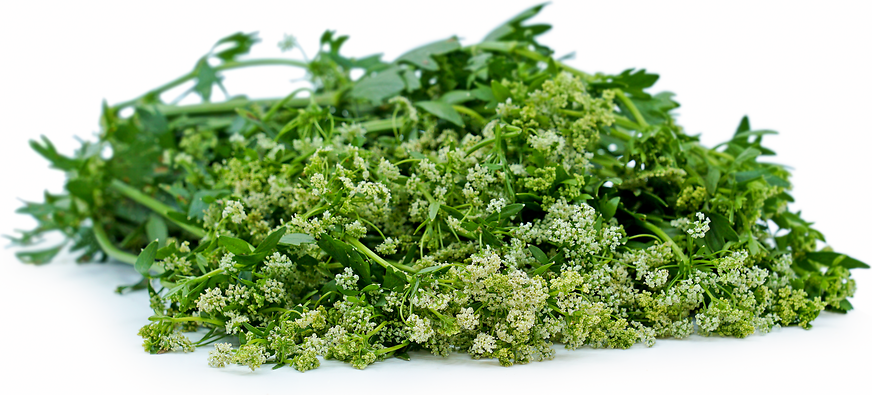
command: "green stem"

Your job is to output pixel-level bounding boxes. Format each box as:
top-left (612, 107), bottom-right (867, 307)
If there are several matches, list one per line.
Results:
top-left (615, 90), bottom-right (649, 128)
top-left (362, 118), bottom-right (402, 133)
top-left (373, 341), bottom-right (409, 356)
top-left (113, 58), bottom-right (309, 110)
top-left (471, 41), bottom-right (591, 79)
top-left (149, 315), bottom-right (224, 326)
top-left (345, 237), bottom-right (418, 274)
top-left (154, 92), bottom-right (340, 117)
top-left (92, 221), bottom-right (138, 265)
top-left (452, 105), bottom-right (488, 125)
top-left (465, 130), bottom-right (522, 157)
top-left (109, 180), bottom-right (207, 238)
top-left (635, 220), bottom-right (689, 265)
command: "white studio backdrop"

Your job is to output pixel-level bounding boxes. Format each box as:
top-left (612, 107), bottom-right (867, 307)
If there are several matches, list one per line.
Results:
top-left (0, 1), bottom-right (869, 394)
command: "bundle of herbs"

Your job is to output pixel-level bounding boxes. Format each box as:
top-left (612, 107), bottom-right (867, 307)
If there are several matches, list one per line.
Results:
top-left (12, 4), bottom-right (866, 371)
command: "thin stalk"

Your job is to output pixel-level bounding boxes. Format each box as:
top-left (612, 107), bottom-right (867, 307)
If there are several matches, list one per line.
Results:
top-left (92, 221), bottom-right (138, 265)
top-left (109, 180), bottom-right (207, 238)
top-left (345, 237), bottom-right (418, 274)
top-left (635, 220), bottom-right (689, 265)
top-left (615, 90), bottom-right (649, 128)
top-left (155, 92), bottom-right (340, 117)
top-left (113, 58), bottom-right (309, 109)
top-left (148, 315), bottom-right (224, 326)
top-left (452, 105), bottom-right (488, 125)
top-left (373, 341), bottom-right (409, 356)
top-left (465, 131), bottom-right (522, 157)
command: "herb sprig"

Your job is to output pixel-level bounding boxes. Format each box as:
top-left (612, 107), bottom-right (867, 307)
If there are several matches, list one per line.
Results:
top-left (13, 4), bottom-right (866, 370)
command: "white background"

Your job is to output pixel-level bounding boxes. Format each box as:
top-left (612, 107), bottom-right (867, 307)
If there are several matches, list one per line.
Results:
top-left (1, 1), bottom-right (870, 393)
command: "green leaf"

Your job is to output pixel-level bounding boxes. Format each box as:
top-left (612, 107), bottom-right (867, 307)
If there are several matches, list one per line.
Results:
top-left (601, 197), bottom-right (620, 221)
top-left (30, 136), bottom-right (78, 170)
top-left (416, 265), bottom-right (450, 276)
top-left (350, 68), bottom-right (406, 104)
top-left (733, 147), bottom-right (762, 167)
top-left (134, 240), bottom-right (159, 276)
top-left (704, 212), bottom-right (739, 252)
top-left (395, 37), bottom-right (461, 71)
top-left (401, 69), bottom-right (421, 92)
top-left (839, 299), bottom-right (854, 311)
top-left (480, 228), bottom-right (502, 247)
top-left (192, 58), bottom-right (224, 101)
top-left (188, 190), bottom-right (231, 220)
top-left (532, 262), bottom-right (555, 276)
top-left (439, 205), bottom-right (464, 219)
top-left (705, 167), bottom-right (721, 195)
top-left (416, 101), bottom-right (464, 127)
top-left (279, 233), bottom-right (316, 246)
top-left (317, 233), bottom-right (350, 266)
top-left (360, 284), bottom-right (380, 293)
top-left (735, 116), bottom-right (751, 135)
top-left (348, 250), bottom-right (371, 285)
top-left (485, 203), bottom-right (524, 223)
top-left (218, 236), bottom-right (254, 255)
top-left (439, 90), bottom-right (475, 105)
top-left (529, 245), bottom-right (548, 265)
top-left (429, 202), bottom-right (440, 221)
top-left (491, 80), bottom-right (510, 103)
top-left (253, 227), bottom-right (286, 254)
top-left (804, 252), bottom-right (869, 269)
top-left (483, 3), bottom-right (549, 42)
top-left (212, 32), bottom-right (260, 62)
top-left (146, 214), bottom-right (168, 247)
top-left (383, 266), bottom-right (407, 291)
top-left (16, 244), bottom-right (64, 265)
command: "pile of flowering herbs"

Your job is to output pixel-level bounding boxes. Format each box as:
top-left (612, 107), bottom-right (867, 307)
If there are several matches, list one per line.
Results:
top-left (14, 5), bottom-right (867, 371)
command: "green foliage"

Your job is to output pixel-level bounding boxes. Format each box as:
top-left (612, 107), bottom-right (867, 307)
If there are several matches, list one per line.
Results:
top-left (12, 4), bottom-right (865, 372)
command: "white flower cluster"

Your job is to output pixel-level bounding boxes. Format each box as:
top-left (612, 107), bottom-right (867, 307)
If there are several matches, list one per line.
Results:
top-left (486, 198), bottom-right (508, 215)
top-left (376, 237), bottom-right (400, 255)
top-left (208, 343), bottom-right (235, 368)
top-left (687, 212), bottom-right (710, 239)
top-left (196, 287), bottom-right (226, 313)
top-left (406, 314), bottom-right (435, 343)
top-left (470, 332), bottom-right (497, 356)
top-left (222, 200), bottom-right (248, 224)
top-left (523, 199), bottom-right (623, 258)
top-left (528, 129), bottom-right (565, 156)
top-left (456, 307), bottom-right (479, 330)
top-left (335, 267), bottom-right (359, 290)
